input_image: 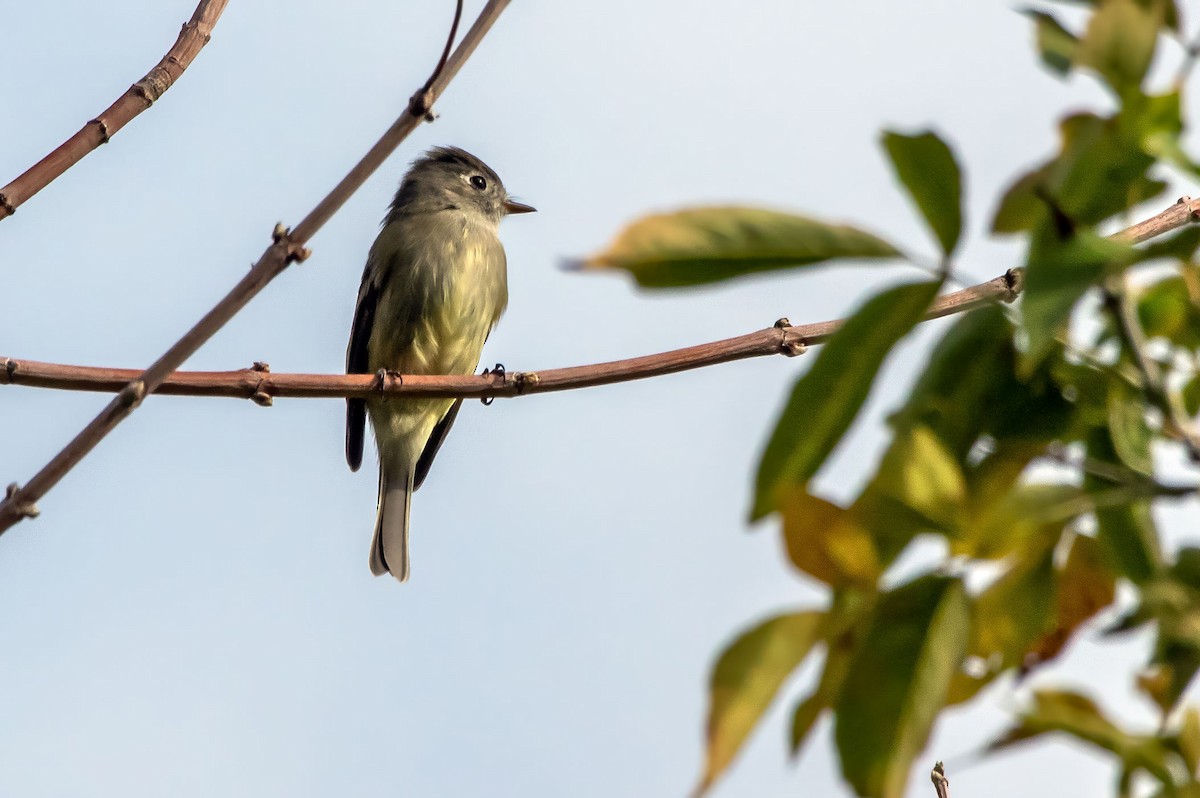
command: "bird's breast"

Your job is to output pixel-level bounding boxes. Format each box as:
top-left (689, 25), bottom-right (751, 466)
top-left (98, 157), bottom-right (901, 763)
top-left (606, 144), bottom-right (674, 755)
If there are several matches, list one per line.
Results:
top-left (370, 213), bottom-right (508, 378)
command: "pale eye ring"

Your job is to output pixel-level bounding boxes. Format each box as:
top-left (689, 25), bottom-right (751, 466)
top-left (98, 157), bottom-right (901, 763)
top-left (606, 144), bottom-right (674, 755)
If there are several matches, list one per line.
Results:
top-left (470, 175), bottom-right (487, 190)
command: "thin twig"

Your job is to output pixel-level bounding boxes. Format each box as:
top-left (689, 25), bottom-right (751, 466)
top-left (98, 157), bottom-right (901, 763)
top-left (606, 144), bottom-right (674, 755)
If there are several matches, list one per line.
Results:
top-left (0, 0), bottom-right (503, 535)
top-left (931, 761), bottom-right (951, 798)
top-left (0, 0), bottom-right (229, 222)
top-left (1104, 273), bottom-right (1200, 460)
top-left (1, 271), bottom-right (1023, 401)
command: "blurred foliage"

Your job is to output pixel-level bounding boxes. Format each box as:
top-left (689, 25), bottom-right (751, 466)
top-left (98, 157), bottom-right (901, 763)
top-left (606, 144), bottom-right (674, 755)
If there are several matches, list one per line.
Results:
top-left (586, 0), bottom-right (1200, 795)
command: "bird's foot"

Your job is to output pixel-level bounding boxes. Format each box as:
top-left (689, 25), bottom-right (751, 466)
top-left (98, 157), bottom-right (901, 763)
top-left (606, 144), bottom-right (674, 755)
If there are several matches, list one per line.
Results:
top-left (480, 363), bottom-right (505, 406)
top-left (374, 368), bottom-right (403, 395)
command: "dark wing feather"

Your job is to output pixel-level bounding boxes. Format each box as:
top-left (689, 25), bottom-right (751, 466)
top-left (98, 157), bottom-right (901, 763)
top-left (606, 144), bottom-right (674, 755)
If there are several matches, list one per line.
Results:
top-left (345, 273), bottom-right (380, 472)
top-left (413, 398), bottom-right (462, 491)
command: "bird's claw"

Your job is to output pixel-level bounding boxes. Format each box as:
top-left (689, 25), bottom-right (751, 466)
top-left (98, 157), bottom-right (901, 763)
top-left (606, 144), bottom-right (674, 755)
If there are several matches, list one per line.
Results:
top-left (481, 363), bottom-right (505, 406)
top-left (374, 368), bottom-right (403, 395)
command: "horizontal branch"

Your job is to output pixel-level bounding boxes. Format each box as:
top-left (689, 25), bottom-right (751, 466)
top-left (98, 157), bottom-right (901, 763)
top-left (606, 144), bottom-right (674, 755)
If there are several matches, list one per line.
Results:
top-left (0, 0), bottom-right (228, 221)
top-left (2, 271), bottom-right (1024, 402)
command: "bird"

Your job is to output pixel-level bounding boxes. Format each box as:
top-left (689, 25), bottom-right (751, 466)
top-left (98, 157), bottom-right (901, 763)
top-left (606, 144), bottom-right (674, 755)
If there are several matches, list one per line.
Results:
top-left (345, 146), bottom-right (534, 582)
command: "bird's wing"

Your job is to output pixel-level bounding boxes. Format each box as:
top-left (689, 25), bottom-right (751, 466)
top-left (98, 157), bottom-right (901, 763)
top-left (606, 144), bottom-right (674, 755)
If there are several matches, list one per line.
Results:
top-left (345, 266), bottom-right (380, 472)
top-left (413, 398), bottom-right (463, 491)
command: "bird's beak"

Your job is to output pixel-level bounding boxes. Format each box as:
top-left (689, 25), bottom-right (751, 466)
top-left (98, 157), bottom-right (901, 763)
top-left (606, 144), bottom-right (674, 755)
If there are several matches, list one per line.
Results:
top-left (503, 199), bottom-right (537, 215)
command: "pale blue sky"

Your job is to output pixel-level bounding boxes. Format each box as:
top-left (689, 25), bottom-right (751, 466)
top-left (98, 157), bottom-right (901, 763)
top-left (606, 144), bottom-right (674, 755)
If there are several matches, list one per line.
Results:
top-left (2, 2), bottom-right (1197, 796)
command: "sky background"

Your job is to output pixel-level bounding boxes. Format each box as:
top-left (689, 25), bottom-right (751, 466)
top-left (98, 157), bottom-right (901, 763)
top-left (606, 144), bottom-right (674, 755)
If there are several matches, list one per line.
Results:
top-left (2, 1), bottom-right (1198, 796)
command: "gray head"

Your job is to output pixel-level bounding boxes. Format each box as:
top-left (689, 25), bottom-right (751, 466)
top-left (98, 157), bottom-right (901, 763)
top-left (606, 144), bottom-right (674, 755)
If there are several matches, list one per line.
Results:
top-left (387, 146), bottom-right (535, 225)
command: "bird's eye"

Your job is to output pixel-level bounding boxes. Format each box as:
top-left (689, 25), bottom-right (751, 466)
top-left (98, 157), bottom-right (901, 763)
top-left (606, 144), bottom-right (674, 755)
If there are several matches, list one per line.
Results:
top-left (470, 175), bottom-right (487, 190)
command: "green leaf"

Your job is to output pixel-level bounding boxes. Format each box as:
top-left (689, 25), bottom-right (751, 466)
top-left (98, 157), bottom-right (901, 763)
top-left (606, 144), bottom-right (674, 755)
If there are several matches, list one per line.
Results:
top-left (697, 611), bottom-right (824, 794)
top-left (751, 279), bottom-right (941, 519)
top-left (874, 425), bottom-right (967, 531)
top-left (787, 590), bottom-right (875, 758)
top-left (958, 482), bottom-right (1086, 560)
top-left (1138, 553), bottom-right (1200, 715)
top-left (1086, 426), bottom-right (1161, 582)
top-left (834, 575), bottom-right (971, 798)
top-left (1076, 0), bottom-right (1162, 97)
top-left (1137, 270), bottom-right (1200, 349)
top-left (1107, 380), bottom-right (1154, 476)
top-left (882, 130), bottom-right (965, 258)
top-left (1183, 374), bottom-right (1200, 417)
top-left (1178, 706), bottom-right (1200, 775)
top-left (989, 689), bottom-right (1175, 782)
top-left (1020, 223), bottom-right (1135, 373)
top-left (1024, 9), bottom-right (1079, 75)
top-left (579, 207), bottom-right (900, 288)
top-left (778, 490), bottom-right (881, 587)
top-left (991, 112), bottom-right (1160, 234)
top-left (974, 542), bottom-right (1059, 670)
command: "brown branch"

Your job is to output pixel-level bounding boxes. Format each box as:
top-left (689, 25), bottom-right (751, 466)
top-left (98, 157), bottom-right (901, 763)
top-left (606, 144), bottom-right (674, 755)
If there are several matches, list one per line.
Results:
top-left (0, 0), bottom-right (229, 221)
top-left (2, 271), bottom-right (1024, 402)
top-left (7, 193), bottom-right (1199, 407)
top-left (0, 0), bottom-right (505, 535)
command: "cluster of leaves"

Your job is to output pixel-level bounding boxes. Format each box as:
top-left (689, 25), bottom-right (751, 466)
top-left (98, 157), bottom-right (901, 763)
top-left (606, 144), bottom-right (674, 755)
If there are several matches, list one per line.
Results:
top-left (585, 1), bottom-right (1200, 795)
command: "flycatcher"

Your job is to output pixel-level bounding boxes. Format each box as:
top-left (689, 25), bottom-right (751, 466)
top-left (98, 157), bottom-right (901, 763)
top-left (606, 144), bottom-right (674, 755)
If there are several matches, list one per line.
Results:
top-left (346, 146), bottom-right (534, 582)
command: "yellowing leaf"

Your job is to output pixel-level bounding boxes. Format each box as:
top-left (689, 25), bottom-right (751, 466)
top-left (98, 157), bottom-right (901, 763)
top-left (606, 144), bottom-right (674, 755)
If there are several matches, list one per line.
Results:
top-left (778, 490), bottom-right (881, 587)
top-left (1030, 535), bottom-right (1117, 665)
top-left (697, 611), bottom-right (824, 794)
top-left (579, 207), bottom-right (899, 288)
top-left (874, 425), bottom-right (967, 531)
top-left (1076, 0), bottom-right (1161, 96)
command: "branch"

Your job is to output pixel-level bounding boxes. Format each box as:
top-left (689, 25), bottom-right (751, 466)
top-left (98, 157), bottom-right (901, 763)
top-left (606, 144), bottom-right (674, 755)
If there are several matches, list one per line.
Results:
top-left (0, 0), bottom-right (505, 535)
top-left (1, 271), bottom-right (1023, 402)
top-left (0, 0), bottom-right (229, 221)
top-left (7, 194), bottom-right (1199, 407)
top-left (931, 761), bottom-right (950, 798)
top-left (1104, 273), bottom-right (1200, 460)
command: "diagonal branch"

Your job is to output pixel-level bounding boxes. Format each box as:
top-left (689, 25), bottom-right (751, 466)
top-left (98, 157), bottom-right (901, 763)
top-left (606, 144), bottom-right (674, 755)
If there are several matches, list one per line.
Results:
top-left (0, 0), bottom-right (229, 222)
top-left (1, 271), bottom-right (1023, 401)
top-left (0, 0), bottom-right (507, 535)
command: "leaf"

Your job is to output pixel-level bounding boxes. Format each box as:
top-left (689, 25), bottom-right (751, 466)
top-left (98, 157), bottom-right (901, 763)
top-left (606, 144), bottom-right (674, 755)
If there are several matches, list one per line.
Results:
top-left (751, 279), bottom-right (941, 519)
top-left (834, 575), bottom-right (971, 798)
top-left (958, 481), bottom-right (1088, 560)
top-left (882, 130), bottom-right (965, 257)
top-left (1020, 223), bottom-right (1135, 373)
top-left (778, 490), bottom-right (881, 587)
top-left (1138, 272), bottom-right (1200, 349)
top-left (1087, 427), bottom-right (1161, 582)
top-left (1179, 706), bottom-right (1200, 776)
top-left (989, 689), bottom-right (1174, 782)
top-left (1029, 534), bottom-right (1118, 664)
top-left (1076, 0), bottom-right (1162, 97)
top-left (697, 611), bottom-right (824, 794)
top-left (873, 424), bottom-right (967, 531)
top-left (1108, 380), bottom-right (1154, 476)
top-left (579, 207), bottom-right (900, 288)
top-left (788, 590), bottom-right (875, 758)
top-left (973, 542), bottom-right (1059, 671)
top-left (992, 112), bottom-right (1160, 234)
top-left (1185, 374), bottom-right (1200, 417)
top-left (1024, 9), bottom-right (1079, 75)
top-left (1138, 554), bottom-right (1200, 715)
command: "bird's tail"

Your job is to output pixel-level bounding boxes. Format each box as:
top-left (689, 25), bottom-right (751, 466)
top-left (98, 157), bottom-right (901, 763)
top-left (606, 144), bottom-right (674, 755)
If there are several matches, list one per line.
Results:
top-left (369, 464), bottom-right (413, 582)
